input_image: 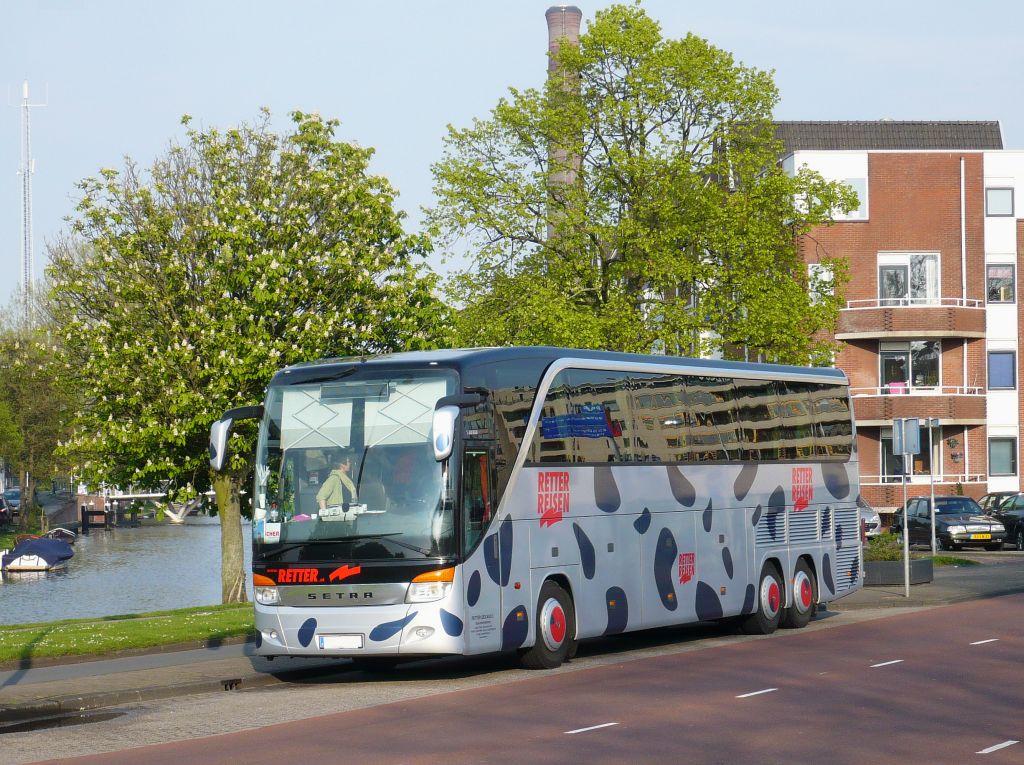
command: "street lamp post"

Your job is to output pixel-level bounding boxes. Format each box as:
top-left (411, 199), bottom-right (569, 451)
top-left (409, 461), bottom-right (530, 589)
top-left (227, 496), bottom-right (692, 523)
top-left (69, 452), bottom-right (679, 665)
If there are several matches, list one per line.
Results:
top-left (928, 417), bottom-right (939, 555)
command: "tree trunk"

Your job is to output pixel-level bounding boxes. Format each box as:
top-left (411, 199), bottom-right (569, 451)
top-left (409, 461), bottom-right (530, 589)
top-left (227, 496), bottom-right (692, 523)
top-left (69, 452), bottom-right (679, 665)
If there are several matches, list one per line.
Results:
top-left (212, 471), bottom-right (249, 604)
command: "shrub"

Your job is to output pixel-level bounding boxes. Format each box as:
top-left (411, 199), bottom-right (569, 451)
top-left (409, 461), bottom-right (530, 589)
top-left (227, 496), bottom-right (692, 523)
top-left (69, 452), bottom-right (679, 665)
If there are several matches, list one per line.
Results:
top-left (863, 532), bottom-right (903, 562)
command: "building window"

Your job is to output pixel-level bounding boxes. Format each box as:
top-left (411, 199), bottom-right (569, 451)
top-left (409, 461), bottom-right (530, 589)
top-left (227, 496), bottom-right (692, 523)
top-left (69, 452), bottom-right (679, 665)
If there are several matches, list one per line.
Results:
top-left (880, 340), bottom-right (940, 392)
top-left (837, 177), bottom-right (868, 220)
top-left (988, 351), bottom-right (1016, 390)
top-left (878, 253), bottom-right (939, 306)
top-left (989, 438), bottom-right (1017, 476)
top-left (986, 188), bottom-right (1014, 217)
top-left (882, 428), bottom-right (931, 479)
top-left (987, 264), bottom-right (1016, 303)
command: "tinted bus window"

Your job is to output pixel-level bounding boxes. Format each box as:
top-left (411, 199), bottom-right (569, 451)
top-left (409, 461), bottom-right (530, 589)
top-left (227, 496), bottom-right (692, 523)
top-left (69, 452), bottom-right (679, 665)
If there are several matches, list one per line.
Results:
top-left (684, 376), bottom-right (741, 462)
top-left (734, 378), bottom-right (780, 461)
top-left (808, 383), bottom-right (853, 458)
top-left (776, 380), bottom-right (816, 459)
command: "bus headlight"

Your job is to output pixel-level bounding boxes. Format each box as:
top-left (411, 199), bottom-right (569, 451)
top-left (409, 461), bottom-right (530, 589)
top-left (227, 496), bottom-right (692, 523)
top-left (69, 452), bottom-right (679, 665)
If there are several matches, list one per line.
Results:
top-left (406, 566), bottom-right (455, 603)
top-left (255, 586), bottom-right (281, 605)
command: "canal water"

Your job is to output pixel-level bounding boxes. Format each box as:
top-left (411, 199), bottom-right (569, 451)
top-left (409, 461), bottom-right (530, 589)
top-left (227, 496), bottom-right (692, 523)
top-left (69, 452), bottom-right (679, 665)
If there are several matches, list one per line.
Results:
top-left (0, 520), bottom-right (253, 625)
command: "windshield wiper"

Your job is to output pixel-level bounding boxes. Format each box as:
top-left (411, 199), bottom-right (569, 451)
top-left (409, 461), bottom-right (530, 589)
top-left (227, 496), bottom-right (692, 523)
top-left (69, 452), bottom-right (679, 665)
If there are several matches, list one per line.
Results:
top-left (330, 533), bottom-right (434, 557)
top-left (257, 540), bottom-right (347, 559)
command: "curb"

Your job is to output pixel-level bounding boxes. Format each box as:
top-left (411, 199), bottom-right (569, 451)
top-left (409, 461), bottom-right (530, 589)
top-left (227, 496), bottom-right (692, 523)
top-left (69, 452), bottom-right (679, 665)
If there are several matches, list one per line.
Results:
top-left (0, 662), bottom-right (341, 725)
top-left (0, 635), bottom-right (254, 673)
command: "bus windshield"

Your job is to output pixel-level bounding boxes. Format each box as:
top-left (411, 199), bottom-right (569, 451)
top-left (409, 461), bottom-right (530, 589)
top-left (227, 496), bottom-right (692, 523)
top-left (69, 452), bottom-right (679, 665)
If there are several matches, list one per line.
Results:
top-left (253, 368), bottom-right (459, 561)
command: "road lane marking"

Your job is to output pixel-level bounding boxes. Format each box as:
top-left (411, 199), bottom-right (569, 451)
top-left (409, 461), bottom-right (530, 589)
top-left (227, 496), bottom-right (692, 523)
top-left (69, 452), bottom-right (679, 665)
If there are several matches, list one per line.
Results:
top-left (565, 722), bottom-right (619, 735)
top-left (970, 639), bottom-right (999, 645)
top-left (870, 660), bottom-right (904, 668)
top-left (976, 740), bottom-right (1018, 754)
top-left (736, 688), bottom-right (778, 698)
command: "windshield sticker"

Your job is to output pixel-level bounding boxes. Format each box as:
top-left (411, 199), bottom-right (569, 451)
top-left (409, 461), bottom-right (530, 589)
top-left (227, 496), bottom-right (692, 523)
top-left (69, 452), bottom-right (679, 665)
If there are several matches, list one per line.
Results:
top-left (263, 523), bottom-right (282, 543)
top-left (538, 471), bottom-right (570, 526)
top-left (792, 467), bottom-right (813, 511)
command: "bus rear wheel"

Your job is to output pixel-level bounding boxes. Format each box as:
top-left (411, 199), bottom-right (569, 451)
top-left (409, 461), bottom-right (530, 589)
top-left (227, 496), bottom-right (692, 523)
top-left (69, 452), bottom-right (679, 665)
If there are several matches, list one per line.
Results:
top-left (741, 563), bottom-right (783, 635)
top-left (519, 581), bottom-right (575, 670)
top-left (780, 558), bottom-right (816, 629)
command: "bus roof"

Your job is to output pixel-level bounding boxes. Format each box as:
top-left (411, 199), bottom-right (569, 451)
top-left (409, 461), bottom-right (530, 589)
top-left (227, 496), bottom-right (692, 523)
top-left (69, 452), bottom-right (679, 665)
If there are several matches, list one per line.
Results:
top-left (271, 347), bottom-right (848, 387)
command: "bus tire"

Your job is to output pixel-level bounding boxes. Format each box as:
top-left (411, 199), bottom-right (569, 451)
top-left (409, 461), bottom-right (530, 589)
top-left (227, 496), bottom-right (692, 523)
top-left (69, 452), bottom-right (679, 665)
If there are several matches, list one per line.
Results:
top-left (780, 558), bottom-right (816, 629)
top-left (741, 563), bottom-right (783, 635)
top-left (519, 580), bottom-right (575, 670)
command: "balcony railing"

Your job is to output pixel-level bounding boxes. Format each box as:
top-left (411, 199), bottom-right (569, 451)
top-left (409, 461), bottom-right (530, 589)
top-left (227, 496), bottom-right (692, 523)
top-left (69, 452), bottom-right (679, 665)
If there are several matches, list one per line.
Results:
top-left (845, 297), bottom-right (984, 310)
top-left (859, 473), bottom-right (986, 486)
top-left (850, 385), bottom-right (984, 397)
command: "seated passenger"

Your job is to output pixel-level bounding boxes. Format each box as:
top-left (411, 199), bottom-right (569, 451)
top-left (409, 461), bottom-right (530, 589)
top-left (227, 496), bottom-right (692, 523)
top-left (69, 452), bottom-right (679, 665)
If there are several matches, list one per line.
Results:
top-left (316, 448), bottom-right (357, 517)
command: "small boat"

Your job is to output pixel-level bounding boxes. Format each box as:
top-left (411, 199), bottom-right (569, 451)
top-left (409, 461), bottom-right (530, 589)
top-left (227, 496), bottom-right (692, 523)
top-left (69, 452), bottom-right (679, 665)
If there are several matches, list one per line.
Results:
top-left (44, 527), bottom-right (77, 545)
top-left (1, 537), bottom-right (74, 572)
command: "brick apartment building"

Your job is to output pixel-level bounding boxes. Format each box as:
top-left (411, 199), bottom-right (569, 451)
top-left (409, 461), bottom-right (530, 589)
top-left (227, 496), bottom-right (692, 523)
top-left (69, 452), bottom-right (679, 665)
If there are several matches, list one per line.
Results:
top-left (777, 121), bottom-right (1023, 511)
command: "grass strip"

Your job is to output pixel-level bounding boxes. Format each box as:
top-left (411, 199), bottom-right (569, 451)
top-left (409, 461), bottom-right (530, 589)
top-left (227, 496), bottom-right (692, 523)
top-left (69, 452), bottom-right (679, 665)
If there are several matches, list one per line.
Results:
top-left (0, 603), bottom-right (253, 664)
top-left (926, 555), bottom-right (980, 567)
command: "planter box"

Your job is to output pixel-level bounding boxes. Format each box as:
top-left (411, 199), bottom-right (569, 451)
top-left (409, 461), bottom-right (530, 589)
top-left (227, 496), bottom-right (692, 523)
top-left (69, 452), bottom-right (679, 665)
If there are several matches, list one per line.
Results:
top-left (863, 558), bottom-right (934, 586)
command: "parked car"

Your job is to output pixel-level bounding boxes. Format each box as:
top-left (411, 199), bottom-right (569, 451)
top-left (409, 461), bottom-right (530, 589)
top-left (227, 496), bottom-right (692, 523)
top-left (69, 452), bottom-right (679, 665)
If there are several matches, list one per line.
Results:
top-left (860, 501), bottom-right (882, 538)
top-left (891, 496), bottom-right (1006, 551)
top-left (3, 488), bottom-right (20, 518)
top-left (0, 496), bottom-right (10, 525)
top-left (988, 492), bottom-right (1024, 551)
top-left (978, 491), bottom-right (1018, 513)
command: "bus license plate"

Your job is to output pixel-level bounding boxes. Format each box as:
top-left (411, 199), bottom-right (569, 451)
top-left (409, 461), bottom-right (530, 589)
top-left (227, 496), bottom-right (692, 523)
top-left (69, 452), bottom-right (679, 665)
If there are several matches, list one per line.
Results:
top-left (970, 533), bottom-right (991, 540)
top-left (318, 634), bottom-right (363, 650)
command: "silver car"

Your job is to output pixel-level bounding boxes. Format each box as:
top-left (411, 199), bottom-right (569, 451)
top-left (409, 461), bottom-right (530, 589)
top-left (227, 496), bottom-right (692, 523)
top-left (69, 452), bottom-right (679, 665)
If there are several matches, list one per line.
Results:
top-left (860, 502), bottom-right (882, 538)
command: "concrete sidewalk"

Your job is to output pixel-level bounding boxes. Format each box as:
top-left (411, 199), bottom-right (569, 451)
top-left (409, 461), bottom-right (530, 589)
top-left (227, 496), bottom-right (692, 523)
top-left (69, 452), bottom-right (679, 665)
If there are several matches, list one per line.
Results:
top-left (3, 551), bottom-right (1023, 726)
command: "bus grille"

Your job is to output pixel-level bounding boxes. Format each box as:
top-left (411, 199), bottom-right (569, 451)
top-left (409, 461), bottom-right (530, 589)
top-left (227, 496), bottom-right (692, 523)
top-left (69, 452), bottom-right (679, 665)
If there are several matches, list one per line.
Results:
top-left (755, 507), bottom-right (786, 546)
top-left (789, 508), bottom-right (819, 545)
top-left (833, 508), bottom-right (861, 592)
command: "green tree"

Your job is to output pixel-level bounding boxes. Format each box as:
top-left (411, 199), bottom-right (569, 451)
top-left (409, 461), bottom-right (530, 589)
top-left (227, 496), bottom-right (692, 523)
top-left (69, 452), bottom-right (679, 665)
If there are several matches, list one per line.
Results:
top-left (0, 323), bottom-right (73, 531)
top-left (49, 111), bottom-right (451, 602)
top-left (429, 3), bottom-right (855, 364)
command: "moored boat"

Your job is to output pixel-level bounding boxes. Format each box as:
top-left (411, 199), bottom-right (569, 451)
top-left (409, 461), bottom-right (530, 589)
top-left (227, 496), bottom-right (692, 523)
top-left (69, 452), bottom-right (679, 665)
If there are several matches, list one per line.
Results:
top-left (1, 537), bottom-right (74, 572)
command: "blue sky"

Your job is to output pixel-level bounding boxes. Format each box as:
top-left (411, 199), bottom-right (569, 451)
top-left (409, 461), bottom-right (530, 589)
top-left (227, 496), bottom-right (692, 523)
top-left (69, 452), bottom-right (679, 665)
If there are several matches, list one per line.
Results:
top-left (3, 0), bottom-right (1022, 307)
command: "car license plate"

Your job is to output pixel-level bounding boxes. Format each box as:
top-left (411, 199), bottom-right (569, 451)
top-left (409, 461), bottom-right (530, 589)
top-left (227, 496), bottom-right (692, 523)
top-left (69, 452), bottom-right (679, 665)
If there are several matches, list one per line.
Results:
top-left (970, 533), bottom-right (991, 540)
top-left (318, 634), bottom-right (363, 650)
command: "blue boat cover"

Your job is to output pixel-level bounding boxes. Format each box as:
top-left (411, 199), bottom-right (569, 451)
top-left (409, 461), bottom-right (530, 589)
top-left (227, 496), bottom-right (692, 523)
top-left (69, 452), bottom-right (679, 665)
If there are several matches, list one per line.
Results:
top-left (2, 537), bottom-right (74, 569)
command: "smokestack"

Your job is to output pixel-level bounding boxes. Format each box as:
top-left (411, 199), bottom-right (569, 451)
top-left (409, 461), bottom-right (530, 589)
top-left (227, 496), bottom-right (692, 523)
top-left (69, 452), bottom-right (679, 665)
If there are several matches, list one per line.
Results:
top-left (545, 5), bottom-right (583, 73)
top-left (545, 6), bottom-right (583, 237)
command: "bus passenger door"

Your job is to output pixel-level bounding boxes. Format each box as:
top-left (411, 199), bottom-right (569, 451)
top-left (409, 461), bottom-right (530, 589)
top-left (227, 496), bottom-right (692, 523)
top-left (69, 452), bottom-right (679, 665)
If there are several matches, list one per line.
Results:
top-left (461, 445), bottom-right (503, 654)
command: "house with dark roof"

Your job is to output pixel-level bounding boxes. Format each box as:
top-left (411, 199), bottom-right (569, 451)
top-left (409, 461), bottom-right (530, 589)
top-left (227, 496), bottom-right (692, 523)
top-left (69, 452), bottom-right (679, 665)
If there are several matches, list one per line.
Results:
top-left (779, 120), bottom-right (1023, 514)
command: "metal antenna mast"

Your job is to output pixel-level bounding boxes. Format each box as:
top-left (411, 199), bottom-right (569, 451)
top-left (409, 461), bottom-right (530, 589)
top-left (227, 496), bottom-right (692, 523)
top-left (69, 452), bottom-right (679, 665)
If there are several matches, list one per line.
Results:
top-left (17, 80), bottom-right (45, 317)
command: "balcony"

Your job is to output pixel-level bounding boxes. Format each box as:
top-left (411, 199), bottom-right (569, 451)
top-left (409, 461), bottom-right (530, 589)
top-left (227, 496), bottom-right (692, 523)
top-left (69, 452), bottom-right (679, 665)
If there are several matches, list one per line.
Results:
top-left (850, 386), bottom-right (986, 426)
top-left (859, 475), bottom-right (987, 513)
top-left (837, 298), bottom-right (985, 340)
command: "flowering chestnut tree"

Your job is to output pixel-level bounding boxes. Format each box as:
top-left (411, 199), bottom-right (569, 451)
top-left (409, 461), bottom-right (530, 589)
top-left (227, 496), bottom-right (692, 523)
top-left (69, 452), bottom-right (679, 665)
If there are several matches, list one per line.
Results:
top-left (49, 111), bottom-right (450, 602)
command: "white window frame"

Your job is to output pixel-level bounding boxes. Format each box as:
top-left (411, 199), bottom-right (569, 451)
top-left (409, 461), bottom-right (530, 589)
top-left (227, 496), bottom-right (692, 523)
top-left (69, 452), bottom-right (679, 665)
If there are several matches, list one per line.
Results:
top-left (877, 252), bottom-right (940, 306)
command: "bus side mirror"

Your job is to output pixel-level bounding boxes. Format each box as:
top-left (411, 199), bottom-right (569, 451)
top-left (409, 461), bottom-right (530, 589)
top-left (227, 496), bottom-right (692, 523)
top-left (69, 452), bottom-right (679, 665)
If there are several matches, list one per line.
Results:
top-left (209, 405), bottom-right (264, 472)
top-left (432, 393), bottom-right (486, 462)
top-left (432, 405), bottom-right (460, 462)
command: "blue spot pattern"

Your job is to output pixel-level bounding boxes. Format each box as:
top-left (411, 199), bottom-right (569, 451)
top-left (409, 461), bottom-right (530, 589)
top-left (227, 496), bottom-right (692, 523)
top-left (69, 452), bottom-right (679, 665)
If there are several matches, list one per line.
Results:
top-left (573, 523), bottom-right (596, 579)
top-left (502, 606), bottom-right (529, 650)
top-left (836, 523), bottom-right (844, 550)
top-left (297, 618), bottom-right (317, 648)
top-left (667, 466), bottom-right (696, 507)
top-left (605, 586), bottom-right (628, 634)
top-left (695, 581), bottom-right (723, 620)
top-left (634, 507), bottom-right (651, 534)
top-left (467, 570), bottom-right (481, 607)
top-left (654, 527), bottom-right (678, 611)
top-left (821, 506), bottom-right (831, 537)
top-left (369, 612), bottom-right (417, 642)
top-left (823, 463), bottom-right (850, 499)
top-left (722, 546), bottom-right (734, 579)
top-left (483, 532), bottom-right (500, 585)
top-left (498, 515), bottom-right (513, 586)
top-left (822, 553), bottom-right (835, 595)
top-left (766, 486), bottom-right (786, 541)
top-left (594, 466), bottom-right (621, 512)
top-left (702, 499), bottom-right (713, 532)
top-left (440, 609), bottom-right (464, 637)
top-left (741, 584), bottom-right (756, 614)
top-left (734, 463), bottom-right (758, 501)
top-left (751, 505), bottom-right (762, 526)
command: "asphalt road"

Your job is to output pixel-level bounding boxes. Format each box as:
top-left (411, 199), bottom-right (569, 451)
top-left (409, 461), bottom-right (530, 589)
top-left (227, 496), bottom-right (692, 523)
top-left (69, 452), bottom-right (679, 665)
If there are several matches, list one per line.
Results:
top-left (11, 593), bottom-right (1024, 765)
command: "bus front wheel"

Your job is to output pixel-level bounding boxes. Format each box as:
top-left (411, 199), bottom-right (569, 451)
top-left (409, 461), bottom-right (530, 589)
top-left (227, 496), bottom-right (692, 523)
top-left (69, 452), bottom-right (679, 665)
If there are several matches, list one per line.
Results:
top-left (519, 581), bottom-right (575, 670)
top-left (741, 563), bottom-right (783, 635)
top-left (780, 558), bottom-right (816, 629)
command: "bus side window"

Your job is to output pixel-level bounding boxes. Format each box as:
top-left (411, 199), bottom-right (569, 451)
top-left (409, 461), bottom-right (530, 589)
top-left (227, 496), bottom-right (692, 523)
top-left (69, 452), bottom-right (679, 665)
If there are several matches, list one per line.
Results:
top-left (462, 449), bottom-right (493, 554)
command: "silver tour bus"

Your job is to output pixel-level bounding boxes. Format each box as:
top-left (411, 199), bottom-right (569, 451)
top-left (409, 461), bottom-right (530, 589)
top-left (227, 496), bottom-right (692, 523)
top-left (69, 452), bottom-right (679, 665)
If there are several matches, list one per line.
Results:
top-left (210, 347), bottom-right (861, 669)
